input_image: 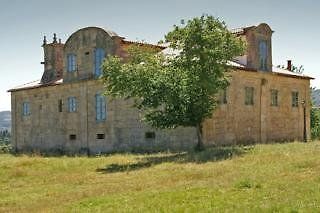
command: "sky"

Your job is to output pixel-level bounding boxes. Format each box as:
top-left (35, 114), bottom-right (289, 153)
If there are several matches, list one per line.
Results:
top-left (0, 0), bottom-right (319, 111)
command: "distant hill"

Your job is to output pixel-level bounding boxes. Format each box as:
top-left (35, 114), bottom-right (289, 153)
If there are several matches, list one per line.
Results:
top-left (0, 111), bottom-right (11, 131)
top-left (312, 89), bottom-right (320, 107)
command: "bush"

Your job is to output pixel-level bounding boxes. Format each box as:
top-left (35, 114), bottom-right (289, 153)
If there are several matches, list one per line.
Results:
top-left (311, 108), bottom-right (320, 140)
top-left (0, 143), bottom-right (12, 154)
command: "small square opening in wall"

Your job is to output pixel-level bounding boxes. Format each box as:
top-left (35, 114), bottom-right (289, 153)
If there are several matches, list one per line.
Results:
top-left (145, 132), bottom-right (155, 139)
top-left (69, 134), bottom-right (76, 140)
top-left (85, 51), bottom-right (90, 55)
top-left (96, 134), bottom-right (105, 139)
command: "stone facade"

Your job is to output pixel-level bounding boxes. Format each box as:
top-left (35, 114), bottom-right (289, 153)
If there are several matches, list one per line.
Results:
top-left (203, 70), bottom-right (311, 145)
top-left (9, 24), bottom-right (312, 154)
top-left (10, 80), bottom-right (196, 153)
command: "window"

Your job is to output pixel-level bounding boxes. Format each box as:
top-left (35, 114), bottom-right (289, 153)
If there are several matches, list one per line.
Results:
top-left (292, 91), bottom-right (299, 107)
top-left (145, 132), bottom-right (155, 139)
top-left (68, 97), bottom-right (77, 112)
top-left (22, 102), bottom-right (30, 116)
top-left (58, 99), bottom-right (63, 112)
top-left (218, 89), bottom-right (227, 104)
top-left (96, 134), bottom-right (105, 139)
top-left (67, 54), bottom-right (76, 72)
top-left (69, 134), bottom-right (76, 140)
top-left (245, 87), bottom-right (254, 105)
top-left (271, 89), bottom-right (278, 106)
top-left (259, 40), bottom-right (268, 71)
top-left (96, 93), bottom-right (106, 121)
top-left (94, 48), bottom-right (105, 77)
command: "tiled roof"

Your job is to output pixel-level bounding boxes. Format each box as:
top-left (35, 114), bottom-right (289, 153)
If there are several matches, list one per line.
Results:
top-left (229, 60), bottom-right (313, 79)
top-left (8, 79), bottom-right (63, 92)
top-left (8, 64), bottom-right (312, 92)
top-left (272, 66), bottom-right (313, 79)
top-left (122, 40), bottom-right (166, 49)
top-left (230, 26), bottom-right (254, 35)
top-left (105, 30), bottom-right (120, 38)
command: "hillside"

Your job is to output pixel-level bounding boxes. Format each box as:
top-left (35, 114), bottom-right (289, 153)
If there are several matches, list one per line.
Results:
top-left (0, 111), bottom-right (11, 131)
top-left (1, 142), bottom-right (320, 212)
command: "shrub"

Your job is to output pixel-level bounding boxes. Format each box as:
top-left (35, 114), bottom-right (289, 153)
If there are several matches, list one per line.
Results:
top-left (311, 108), bottom-right (320, 140)
top-left (0, 143), bottom-right (13, 154)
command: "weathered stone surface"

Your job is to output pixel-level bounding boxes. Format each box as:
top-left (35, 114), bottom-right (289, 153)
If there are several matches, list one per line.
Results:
top-left (203, 70), bottom-right (311, 145)
top-left (9, 24), bottom-right (312, 154)
top-left (11, 80), bottom-right (197, 153)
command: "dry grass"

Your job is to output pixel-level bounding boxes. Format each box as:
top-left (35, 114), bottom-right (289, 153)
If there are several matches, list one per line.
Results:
top-left (1, 142), bottom-right (320, 212)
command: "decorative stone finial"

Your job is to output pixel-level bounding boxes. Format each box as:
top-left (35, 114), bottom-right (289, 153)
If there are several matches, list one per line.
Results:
top-left (53, 33), bottom-right (57, 43)
top-left (43, 36), bottom-right (47, 46)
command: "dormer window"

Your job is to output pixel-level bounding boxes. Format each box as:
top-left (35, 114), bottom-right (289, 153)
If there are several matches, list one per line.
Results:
top-left (259, 40), bottom-right (268, 71)
top-left (67, 54), bottom-right (76, 72)
top-left (94, 48), bottom-right (105, 77)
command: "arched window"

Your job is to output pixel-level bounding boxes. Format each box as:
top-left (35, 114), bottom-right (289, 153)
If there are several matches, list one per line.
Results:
top-left (259, 41), bottom-right (268, 71)
top-left (94, 48), bottom-right (105, 77)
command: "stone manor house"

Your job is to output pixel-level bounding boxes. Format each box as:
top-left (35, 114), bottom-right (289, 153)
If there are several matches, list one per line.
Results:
top-left (9, 23), bottom-right (313, 153)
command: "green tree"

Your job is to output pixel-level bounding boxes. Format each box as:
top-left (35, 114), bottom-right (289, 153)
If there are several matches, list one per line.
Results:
top-left (102, 15), bottom-right (245, 150)
top-left (310, 87), bottom-right (320, 140)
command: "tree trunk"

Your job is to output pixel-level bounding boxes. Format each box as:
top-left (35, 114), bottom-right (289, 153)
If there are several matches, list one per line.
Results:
top-left (195, 122), bottom-right (204, 151)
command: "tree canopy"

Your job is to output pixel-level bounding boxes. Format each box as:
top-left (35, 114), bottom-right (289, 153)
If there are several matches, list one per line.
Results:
top-left (102, 15), bottom-right (245, 149)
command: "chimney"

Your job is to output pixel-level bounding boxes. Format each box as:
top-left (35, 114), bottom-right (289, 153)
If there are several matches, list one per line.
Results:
top-left (287, 60), bottom-right (292, 71)
top-left (53, 33), bottom-right (57, 43)
top-left (40, 34), bottom-right (64, 83)
top-left (42, 35), bottom-right (47, 46)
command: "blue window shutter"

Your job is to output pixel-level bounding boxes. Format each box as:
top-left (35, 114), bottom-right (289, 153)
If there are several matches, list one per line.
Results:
top-left (95, 93), bottom-right (106, 121)
top-left (68, 97), bottom-right (71, 111)
top-left (102, 96), bottom-right (106, 120)
top-left (68, 97), bottom-right (76, 112)
top-left (73, 55), bottom-right (76, 71)
top-left (67, 54), bottom-right (76, 72)
top-left (259, 41), bottom-right (267, 71)
top-left (67, 55), bottom-right (71, 72)
top-left (23, 103), bottom-right (25, 115)
top-left (23, 102), bottom-right (30, 116)
top-left (95, 94), bottom-right (100, 120)
top-left (72, 98), bottom-right (75, 112)
top-left (74, 98), bottom-right (76, 111)
top-left (94, 48), bottom-right (105, 77)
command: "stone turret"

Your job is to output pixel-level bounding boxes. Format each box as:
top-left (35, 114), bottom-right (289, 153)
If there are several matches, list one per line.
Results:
top-left (41, 33), bottom-right (64, 84)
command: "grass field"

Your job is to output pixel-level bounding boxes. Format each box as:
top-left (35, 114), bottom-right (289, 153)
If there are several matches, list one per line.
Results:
top-left (1, 142), bottom-right (320, 212)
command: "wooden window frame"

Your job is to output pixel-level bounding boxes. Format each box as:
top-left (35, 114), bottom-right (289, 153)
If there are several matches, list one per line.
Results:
top-left (245, 87), bottom-right (254, 105)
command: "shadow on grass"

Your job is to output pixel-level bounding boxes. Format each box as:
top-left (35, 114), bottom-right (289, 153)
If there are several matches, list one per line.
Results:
top-left (96, 146), bottom-right (252, 173)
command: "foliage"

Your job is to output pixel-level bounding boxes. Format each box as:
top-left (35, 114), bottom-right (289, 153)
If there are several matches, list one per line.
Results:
top-left (310, 87), bottom-right (320, 140)
top-left (292, 65), bottom-right (304, 74)
top-left (311, 87), bottom-right (320, 107)
top-left (311, 107), bottom-right (320, 140)
top-left (276, 64), bottom-right (304, 74)
top-left (102, 15), bottom-right (245, 149)
top-left (0, 143), bottom-right (12, 154)
top-left (0, 129), bottom-right (10, 146)
top-left (1, 142), bottom-right (320, 211)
